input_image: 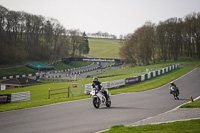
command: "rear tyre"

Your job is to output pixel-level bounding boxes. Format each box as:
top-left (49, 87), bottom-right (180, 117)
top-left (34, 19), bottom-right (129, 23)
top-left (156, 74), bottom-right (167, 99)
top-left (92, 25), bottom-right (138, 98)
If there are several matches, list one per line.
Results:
top-left (93, 97), bottom-right (100, 109)
top-left (173, 92), bottom-right (177, 100)
top-left (176, 92), bottom-right (179, 100)
top-left (106, 96), bottom-right (111, 107)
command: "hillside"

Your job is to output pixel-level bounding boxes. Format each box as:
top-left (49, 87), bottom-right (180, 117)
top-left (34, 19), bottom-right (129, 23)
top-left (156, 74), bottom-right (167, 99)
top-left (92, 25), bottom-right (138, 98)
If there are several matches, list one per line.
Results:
top-left (88, 38), bottom-right (122, 59)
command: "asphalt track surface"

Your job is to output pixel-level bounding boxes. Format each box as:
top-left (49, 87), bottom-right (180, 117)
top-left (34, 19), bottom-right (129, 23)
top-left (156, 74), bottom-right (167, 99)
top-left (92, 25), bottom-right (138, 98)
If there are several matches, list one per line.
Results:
top-left (0, 68), bottom-right (200, 133)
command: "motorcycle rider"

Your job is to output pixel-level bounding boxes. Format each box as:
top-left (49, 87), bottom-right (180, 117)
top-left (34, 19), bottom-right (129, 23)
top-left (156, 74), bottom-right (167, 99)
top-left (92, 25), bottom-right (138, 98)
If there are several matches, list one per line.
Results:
top-left (169, 81), bottom-right (180, 95)
top-left (92, 77), bottom-right (108, 103)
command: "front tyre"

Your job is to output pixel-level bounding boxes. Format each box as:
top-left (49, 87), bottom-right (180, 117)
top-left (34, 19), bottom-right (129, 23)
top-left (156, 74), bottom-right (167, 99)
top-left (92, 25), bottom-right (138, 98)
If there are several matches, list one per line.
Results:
top-left (93, 97), bottom-right (100, 109)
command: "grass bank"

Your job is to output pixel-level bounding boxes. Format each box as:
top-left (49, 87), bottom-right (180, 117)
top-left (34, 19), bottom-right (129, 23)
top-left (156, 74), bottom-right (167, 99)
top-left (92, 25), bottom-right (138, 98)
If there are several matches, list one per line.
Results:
top-left (103, 119), bottom-right (200, 133)
top-left (181, 98), bottom-right (200, 108)
top-left (88, 38), bottom-right (122, 59)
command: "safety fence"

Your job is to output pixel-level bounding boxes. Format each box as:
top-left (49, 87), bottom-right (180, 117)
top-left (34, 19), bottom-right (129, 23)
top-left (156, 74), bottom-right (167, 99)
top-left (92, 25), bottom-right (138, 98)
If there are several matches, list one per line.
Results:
top-left (48, 88), bottom-right (68, 99)
top-left (84, 64), bottom-right (179, 94)
top-left (0, 91), bottom-right (30, 104)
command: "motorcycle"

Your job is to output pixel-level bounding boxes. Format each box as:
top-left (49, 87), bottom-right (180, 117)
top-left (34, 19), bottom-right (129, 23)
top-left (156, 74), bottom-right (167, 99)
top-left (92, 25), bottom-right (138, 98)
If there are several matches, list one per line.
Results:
top-left (170, 86), bottom-right (179, 100)
top-left (90, 87), bottom-right (111, 109)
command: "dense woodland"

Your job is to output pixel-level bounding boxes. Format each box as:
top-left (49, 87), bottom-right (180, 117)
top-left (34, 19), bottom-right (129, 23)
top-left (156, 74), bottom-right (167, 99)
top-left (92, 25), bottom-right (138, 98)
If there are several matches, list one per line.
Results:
top-left (120, 12), bottom-right (200, 65)
top-left (0, 5), bottom-right (89, 64)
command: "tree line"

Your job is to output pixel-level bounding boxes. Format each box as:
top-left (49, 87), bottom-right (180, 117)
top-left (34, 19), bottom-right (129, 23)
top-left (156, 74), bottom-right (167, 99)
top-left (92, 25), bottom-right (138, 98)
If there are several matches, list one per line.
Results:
top-left (120, 12), bottom-right (200, 66)
top-left (86, 31), bottom-right (117, 40)
top-left (0, 5), bottom-right (89, 64)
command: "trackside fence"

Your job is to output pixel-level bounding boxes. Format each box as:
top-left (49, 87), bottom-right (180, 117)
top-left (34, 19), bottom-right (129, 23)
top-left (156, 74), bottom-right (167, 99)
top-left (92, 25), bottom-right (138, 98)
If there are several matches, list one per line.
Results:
top-left (48, 88), bottom-right (69, 99)
top-left (48, 83), bottom-right (83, 99)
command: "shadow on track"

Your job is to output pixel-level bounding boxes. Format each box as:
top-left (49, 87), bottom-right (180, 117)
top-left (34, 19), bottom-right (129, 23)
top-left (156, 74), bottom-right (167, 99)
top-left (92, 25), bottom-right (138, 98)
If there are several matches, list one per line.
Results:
top-left (99, 106), bottom-right (139, 110)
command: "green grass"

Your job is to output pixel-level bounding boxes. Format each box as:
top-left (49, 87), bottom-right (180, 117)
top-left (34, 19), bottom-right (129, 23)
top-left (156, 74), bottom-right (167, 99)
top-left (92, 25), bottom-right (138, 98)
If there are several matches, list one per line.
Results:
top-left (103, 119), bottom-right (200, 133)
top-left (0, 67), bottom-right (37, 77)
top-left (181, 99), bottom-right (200, 108)
top-left (53, 61), bottom-right (91, 70)
top-left (0, 79), bottom-right (91, 112)
top-left (88, 38), bottom-right (122, 59)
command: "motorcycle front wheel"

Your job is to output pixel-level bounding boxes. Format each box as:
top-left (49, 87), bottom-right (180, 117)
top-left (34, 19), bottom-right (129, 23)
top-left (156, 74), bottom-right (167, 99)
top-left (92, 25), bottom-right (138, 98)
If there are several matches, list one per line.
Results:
top-left (93, 97), bottom-right (100, 109)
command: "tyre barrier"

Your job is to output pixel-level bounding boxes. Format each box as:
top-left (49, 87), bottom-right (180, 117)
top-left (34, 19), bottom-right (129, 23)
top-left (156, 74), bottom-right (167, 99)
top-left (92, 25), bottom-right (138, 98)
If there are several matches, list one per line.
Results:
top-left (0, 73), bottom-right (36, 80)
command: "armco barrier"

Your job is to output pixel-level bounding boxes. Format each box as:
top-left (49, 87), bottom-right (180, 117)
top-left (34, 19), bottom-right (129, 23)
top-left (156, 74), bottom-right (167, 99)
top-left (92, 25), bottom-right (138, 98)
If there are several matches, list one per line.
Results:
top-left (84, 64), bottom-right (179, 94)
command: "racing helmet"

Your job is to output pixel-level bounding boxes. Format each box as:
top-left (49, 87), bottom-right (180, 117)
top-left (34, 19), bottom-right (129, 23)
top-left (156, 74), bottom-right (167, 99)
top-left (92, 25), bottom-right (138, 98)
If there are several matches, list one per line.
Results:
top-left (93, 77), bottom-right (98, 82)
top-left (170, 81), bottom-right (174, 85)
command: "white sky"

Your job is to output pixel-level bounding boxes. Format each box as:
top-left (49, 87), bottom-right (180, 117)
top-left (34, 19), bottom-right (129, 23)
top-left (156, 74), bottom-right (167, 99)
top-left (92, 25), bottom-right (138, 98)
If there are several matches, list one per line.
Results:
top-left (0, 0), bottom-right (200, 37)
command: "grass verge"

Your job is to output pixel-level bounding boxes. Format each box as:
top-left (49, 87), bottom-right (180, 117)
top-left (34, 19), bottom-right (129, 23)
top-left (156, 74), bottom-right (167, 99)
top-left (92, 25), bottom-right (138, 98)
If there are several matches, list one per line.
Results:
top-left (103, 119), bottom-right (200, 133)
top-left (181, 99), bottom-right (200, 108)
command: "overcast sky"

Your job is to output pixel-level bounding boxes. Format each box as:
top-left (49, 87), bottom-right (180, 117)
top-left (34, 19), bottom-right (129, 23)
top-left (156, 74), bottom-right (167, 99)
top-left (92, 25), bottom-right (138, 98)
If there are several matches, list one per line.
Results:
top-left (0, 0), bottom-right (200, 37)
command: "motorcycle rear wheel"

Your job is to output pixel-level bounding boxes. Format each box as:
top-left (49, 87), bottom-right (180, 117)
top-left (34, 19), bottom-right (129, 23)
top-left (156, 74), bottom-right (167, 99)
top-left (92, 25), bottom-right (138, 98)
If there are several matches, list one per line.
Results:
top-left (173, 92), bottom-right (179, 100)
top-left (106, 96), bottom-right (111, 107)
